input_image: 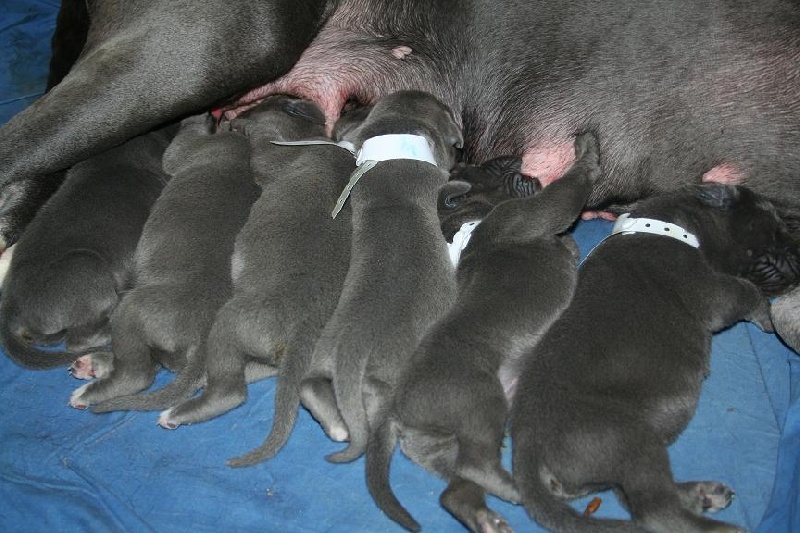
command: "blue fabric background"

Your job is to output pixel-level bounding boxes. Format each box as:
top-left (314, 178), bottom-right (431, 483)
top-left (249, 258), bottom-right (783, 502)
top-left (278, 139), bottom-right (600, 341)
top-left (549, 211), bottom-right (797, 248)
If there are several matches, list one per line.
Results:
top-left (0, 2), bottom-right (798, 531)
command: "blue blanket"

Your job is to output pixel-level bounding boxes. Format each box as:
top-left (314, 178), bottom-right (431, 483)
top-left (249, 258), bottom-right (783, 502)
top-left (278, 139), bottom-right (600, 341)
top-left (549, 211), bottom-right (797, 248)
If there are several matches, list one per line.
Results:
top-left (1, 2), bottom-right (798, 531)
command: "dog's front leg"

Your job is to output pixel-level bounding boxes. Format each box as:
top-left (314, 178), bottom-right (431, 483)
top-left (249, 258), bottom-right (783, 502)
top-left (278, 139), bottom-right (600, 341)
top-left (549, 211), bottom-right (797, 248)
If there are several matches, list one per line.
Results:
top-left (0, 0), bottom-right (332, 248)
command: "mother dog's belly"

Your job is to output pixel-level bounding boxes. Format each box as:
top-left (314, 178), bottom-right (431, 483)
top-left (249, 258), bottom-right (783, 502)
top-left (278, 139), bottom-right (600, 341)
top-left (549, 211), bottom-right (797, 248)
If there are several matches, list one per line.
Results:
top-left (221, 1), bottom-right (799, 211)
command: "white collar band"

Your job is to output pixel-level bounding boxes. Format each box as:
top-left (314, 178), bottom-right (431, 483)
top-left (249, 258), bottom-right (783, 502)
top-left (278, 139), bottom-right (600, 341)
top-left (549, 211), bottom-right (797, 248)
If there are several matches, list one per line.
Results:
top-left (355, 134), bottom-right (437, 166)
top-left (448, 220), bottom-right (481, 266)
top-left (271, 139), bottom-right (356, 154)
top-left (330, 134), bottom-right (439, 219)
top-left (611, 213), bottom-right (700, 248)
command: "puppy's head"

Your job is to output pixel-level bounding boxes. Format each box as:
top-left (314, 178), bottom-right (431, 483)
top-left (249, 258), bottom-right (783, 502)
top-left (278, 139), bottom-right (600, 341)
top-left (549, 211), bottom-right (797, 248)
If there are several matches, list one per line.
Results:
top-left (341, 90), bottom-right (463, 170)
top-left (649, 184), bottom-right (800, 296)
top-left (231, 95), bottom-right (326, 140)
top-left (438, 156), bottom-right (541, 241)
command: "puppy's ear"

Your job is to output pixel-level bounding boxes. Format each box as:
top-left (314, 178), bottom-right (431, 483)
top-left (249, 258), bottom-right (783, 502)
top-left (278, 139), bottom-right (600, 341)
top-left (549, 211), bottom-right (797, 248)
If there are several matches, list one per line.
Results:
top-left (285, 99), bottom-right (326, 125)
top-left (481, 155), bottom-right (523, 176)
top-left (505, 172), bottom-right (541, 198)
top-left (439, 180), bottom-right (473, 209)
top-left (694, 183), bottom-right (740, 209)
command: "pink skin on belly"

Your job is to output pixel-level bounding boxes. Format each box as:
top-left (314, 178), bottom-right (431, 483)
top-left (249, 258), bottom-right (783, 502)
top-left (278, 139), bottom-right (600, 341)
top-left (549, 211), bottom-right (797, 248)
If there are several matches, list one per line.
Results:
top-left (213, 37), bottom-right (420, 135)
top-left (520, 140), bottom-right (576, 187)
top-left (702, 163), bottom-right (744, 185)
top-left (521, 139), bottom-right (616, 220)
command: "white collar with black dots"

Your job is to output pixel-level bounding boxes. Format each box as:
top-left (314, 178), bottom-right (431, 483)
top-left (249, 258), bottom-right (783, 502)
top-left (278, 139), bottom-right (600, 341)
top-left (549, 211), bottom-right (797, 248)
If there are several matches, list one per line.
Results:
top-left (611, 213), bottom-right (700, 248)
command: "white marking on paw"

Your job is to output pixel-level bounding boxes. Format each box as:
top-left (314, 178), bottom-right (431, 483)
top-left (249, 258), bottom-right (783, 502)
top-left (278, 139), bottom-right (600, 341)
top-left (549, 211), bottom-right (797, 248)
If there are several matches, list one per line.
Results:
top-left (69, 383), bottom-right (91, 409)
top-left (157, 409), bottom-right (179, 430)
top-left (329, 426), bottom-right (349, 442)
top-left (69, 355), bottom-right (95, 380)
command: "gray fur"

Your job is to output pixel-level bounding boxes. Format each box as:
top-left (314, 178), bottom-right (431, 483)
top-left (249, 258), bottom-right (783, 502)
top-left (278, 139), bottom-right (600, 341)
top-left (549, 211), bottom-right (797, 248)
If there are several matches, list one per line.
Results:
top-left (0, 129), bottom-right (172, 369)
top-left (300, 90), bottom-right (463, 463)
top-left (510, 184), bottom-right (800, 533)
top-left (157, 97), bottom-right (355, 463)
top-left (3, 1), bottom-right (800, 359)
top-left (365, 133), bottom-right (601, 532)
top-left (69, 114), bottom-right (260, 410)
top-left (439, 156), bottom-right (540, 242)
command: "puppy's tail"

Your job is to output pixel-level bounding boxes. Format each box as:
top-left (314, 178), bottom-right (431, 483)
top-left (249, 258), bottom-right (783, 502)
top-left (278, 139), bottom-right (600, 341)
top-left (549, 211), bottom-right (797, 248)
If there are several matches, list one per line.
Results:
top-left (514, 455), bottom-right (641, 533)
top-left (90, 345), bottom-right (205, 412)
top-left (366, 415), bottom-right (420, 532)
top-left (326, 341), bottom-right (370, 463)
top-left (0, 300), bottom-right (82, 369)
top-left (227, 335), bottom-right (313, 467)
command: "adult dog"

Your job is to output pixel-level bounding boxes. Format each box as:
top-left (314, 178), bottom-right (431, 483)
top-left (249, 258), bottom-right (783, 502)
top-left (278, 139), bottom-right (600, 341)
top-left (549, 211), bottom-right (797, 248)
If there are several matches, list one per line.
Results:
top-left (1, 1), bottom-right (799, 349)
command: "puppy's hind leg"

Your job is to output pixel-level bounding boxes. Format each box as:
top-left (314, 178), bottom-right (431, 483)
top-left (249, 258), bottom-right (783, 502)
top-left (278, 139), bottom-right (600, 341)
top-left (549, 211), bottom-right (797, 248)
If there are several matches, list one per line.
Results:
top-left (452, 391), bottom-right (518, 504)
top-left (440, 477), bottom-right (513, 533)
top-left (620, 442), bottom-right (744, 532)
top-left (69, 301), bottom-right (158, 409)
top-left (158, 304), bottom-right (274, 428)
top-left (300, 375), bottom-right (349, 442)
top-left (455, 427), bottom-right (519, 504)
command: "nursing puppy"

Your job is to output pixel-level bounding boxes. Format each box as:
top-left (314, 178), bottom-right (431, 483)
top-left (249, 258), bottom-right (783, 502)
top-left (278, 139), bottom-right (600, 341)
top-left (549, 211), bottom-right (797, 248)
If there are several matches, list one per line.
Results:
top-left (511, 184), bottom-right (800, 532)
top-left (69, 114), bottom-right (260, 409)
top-left (0, 129), bottom-right (172, 370)
top-left (300, 90), bottom-right (463, 463)
top-left (366, 133), bottom-right (601, 533)
top-left (156, 98), bottom-right (357, 456)
top-left (439, 156), bottom-right (540, 242)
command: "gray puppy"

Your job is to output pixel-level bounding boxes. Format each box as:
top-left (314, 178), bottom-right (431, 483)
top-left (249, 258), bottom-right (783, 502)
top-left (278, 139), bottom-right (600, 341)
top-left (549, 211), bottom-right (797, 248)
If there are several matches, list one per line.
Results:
top-left (510, 184), bottom-right (800, 533)
top-left (156, 97), bottom-right (357, 459)
top-left (365, 133), bottom-right (600, 533)
top-left (439, 155), bottom-right (540, 242)
top-left (0, 129), bottom-right (172, 370)
top-left (300, 90), bottom-right (463, 463)
top-left (69, 114), bottom-right (260, 409)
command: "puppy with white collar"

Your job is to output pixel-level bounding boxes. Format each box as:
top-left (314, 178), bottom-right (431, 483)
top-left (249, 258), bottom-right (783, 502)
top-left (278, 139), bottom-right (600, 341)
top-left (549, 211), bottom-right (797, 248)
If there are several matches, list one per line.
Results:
top-left (155, 97), bottom-right (358, 460)
top-left (366, 133), bottom-right (601, 533)
top-left (511, 184), bottom-right (800, 533)
top-left (300, 90), bottom-right (463, 463)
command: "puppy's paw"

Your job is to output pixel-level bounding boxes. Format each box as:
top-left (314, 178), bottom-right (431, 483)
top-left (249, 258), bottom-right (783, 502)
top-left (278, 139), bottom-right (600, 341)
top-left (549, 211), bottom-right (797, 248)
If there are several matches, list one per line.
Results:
top-left (157, 408), bottom-right (181, 430)
top-left (698, 482), bottom-right (736, 513)
top-left (475, 508), bottom-right (513, 533)
top-left (69, 384), bottom-right (91, 410)
top-left (677, 480), bottom-right (735, 514)
top-left (327, 424), bottom-right (349, 443)
top-left (69, 352), bottom-right (114, 380)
